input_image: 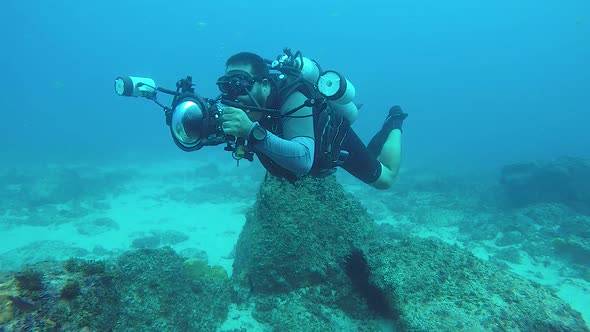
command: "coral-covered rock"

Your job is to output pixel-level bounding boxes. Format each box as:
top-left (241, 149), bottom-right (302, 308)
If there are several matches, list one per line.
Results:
top-left (0, 248), bottom-right (231, 332)
top-left (499, 156), bottom-right (590, 213)
top-left (365, 236), bottom-right (589, 331)
top-left (232, 175), bottom-right (376, 295)
top-left (111, 248), bottom-right (230, 331)
top-left (0, 277), bottom-right (18, 325)
top-left (129, 230), bottom-right (190, 249)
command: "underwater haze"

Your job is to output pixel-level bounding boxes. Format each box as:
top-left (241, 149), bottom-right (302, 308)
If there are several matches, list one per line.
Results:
top-left (2, 0), bottom-right (590, 331)
top-left (0, 0), bottom-right (588, 167)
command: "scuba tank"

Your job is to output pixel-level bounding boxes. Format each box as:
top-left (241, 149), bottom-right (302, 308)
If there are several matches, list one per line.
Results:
top-left (317, 70), bottom-right (358, 124)
top-left (270, 48), bottom-right (359, 124)
top-left (294, 56), bottom-right (321, 84)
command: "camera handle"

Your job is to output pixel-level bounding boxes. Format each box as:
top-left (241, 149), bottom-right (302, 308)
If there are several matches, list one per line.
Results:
top-left (215, 100), bottom-right (254, 164)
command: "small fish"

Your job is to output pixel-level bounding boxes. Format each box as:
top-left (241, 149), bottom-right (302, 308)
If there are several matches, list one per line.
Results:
top-left (196, 21), bottom-right (208, 32)
top-left (7, 295), bottom-right (37, 312)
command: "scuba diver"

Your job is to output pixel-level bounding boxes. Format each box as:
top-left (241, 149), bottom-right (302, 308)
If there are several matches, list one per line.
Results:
top-left (215, 51), bottom-right (408, 189)
top-left (114, 48), bottom-right (408, 189)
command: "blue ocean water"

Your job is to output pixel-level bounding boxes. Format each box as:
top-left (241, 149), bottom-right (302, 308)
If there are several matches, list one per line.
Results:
top-left (1, 1), bottom-right (590, 330)
top-left (0, 0), bottom-right (587, 167)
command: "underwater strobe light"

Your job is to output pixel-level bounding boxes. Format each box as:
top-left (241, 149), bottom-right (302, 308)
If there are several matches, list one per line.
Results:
top-left (114, 76), bottom-right (157, 98)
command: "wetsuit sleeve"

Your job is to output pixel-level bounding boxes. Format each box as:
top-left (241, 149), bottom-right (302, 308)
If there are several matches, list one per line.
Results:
top-left (250, 134), bottom-right (315, 175)
top-left (249, 91), bottom-right (316, 175)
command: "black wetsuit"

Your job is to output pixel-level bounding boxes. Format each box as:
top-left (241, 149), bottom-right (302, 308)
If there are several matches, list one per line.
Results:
top-left (256, 74), bottom-right (383, 184)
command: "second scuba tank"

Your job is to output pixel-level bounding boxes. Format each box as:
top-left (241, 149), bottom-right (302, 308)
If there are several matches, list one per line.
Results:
top-left (293, 56), bottom-right (321, 84)
top-left (271, 52), bottom-right (321, 84)
top-left (270, 48), bottom-right (360, 124)
top-left (317, 70), bottom-right (359, 124)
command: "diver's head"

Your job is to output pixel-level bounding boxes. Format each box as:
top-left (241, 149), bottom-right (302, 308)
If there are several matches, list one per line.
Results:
top-left (217, 52), bottom-right (271, 108)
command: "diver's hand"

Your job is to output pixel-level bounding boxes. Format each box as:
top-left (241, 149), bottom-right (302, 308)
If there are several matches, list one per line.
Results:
top-left (221, 106), bottom-right (253, 138)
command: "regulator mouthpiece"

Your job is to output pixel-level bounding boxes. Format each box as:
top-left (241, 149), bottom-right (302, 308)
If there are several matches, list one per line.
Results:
top-left (114, 76), bottom-right (157, 98)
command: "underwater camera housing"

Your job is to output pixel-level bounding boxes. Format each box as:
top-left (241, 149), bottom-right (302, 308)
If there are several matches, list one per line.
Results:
top-left (114, 75), bottom-right (227, 153)
top-left (114, 47), bottom-right (360, 162)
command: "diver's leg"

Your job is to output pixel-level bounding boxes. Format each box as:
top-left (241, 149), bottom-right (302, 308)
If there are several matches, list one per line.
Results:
top-left (367, 129), bottom-right (402, 189)
top-left (338, 106), bottom-right (407, 189)
top-left (365, 106), bottom-right (407, 189)
top-left (338, 128), bottom-right (384, 185)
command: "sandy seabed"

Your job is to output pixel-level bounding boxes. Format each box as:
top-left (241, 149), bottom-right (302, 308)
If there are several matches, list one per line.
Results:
top-left (1, 158), bottom-right (588, 329)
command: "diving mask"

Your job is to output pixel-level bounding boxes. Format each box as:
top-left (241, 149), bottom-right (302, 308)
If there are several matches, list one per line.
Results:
top-left (216, 70), bottom-right (259, 99)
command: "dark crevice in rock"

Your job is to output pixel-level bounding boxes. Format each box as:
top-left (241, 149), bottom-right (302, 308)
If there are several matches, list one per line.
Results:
top-left (344, 249), bottom-right (396, 319)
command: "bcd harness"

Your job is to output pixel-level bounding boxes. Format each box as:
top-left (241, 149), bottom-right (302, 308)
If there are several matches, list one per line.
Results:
top-left (255, 72), bottom-right (351, 182)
